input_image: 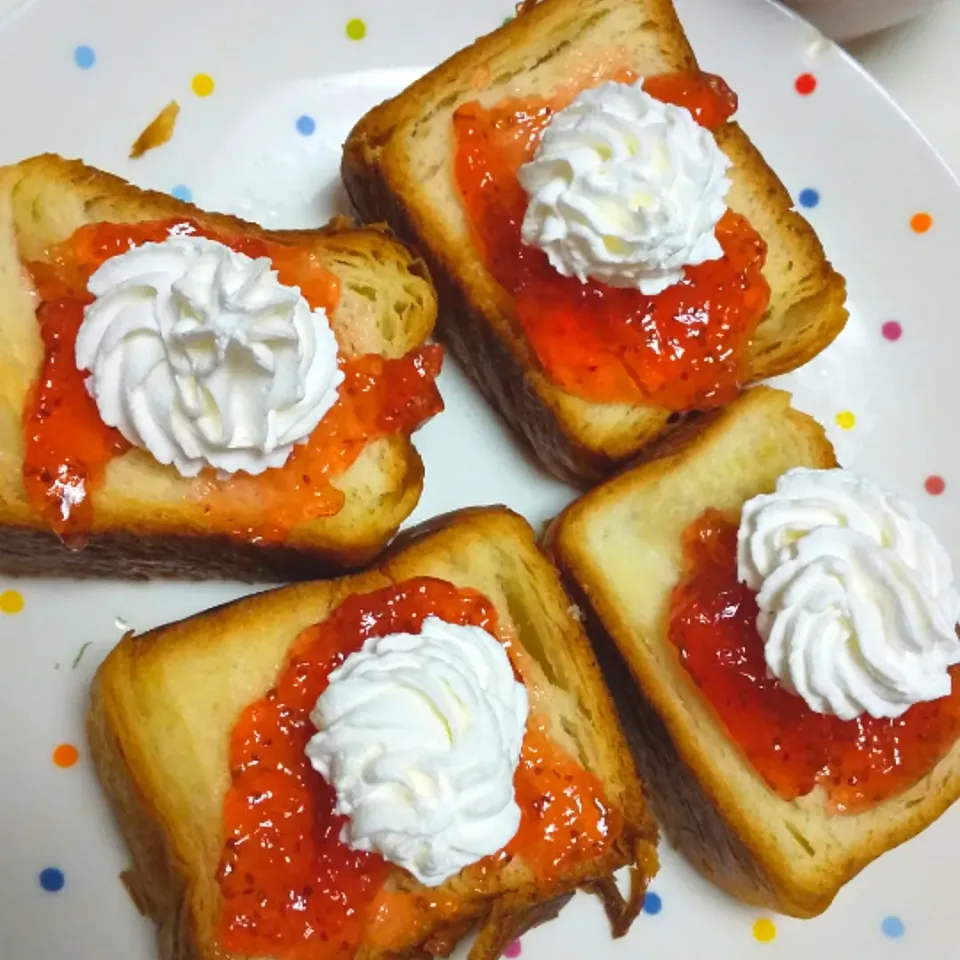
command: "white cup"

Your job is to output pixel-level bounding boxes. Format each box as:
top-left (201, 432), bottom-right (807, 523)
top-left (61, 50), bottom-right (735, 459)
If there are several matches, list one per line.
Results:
top-left (782, 0), bottom-right (943, 39)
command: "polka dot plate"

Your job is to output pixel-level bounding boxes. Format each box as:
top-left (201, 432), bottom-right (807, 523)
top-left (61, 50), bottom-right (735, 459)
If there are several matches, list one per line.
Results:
top-left (0, 0), bottom-right (958, 958)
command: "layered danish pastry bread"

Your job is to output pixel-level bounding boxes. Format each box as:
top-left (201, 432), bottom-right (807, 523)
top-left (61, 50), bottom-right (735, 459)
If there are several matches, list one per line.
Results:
top-left (88, 507), bottom-right (659, 960)
top-left (552, 386), bottom-right (960, 917)
top-left (342, 0), bottom-right (848, 484)
top-left (0, 154), bottom-right (442, 579)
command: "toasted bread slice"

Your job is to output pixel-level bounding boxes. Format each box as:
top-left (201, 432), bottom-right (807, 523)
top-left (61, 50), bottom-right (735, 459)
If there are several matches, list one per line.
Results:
top-left (88, 507), bottom-right (659, 960)
top-left (551, 386), bottom-right (960, 917)
top-left (342, 0), bottom-right (848, 484)
top-left (0, 154), bottom-right (439, 580)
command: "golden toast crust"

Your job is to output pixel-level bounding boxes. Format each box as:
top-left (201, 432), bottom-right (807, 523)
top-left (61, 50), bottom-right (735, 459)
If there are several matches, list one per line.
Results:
top-left (551, 387), bottom-right (960, 916)
top-left (341, 0), bottom-right (848, 484)
top-left (0, 155), bottom-right (438, 578)
top-left (88, 507), bottom-right (659, 959)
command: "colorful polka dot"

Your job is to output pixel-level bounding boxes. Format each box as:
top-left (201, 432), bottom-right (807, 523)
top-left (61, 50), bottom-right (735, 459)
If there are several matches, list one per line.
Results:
top-left (641, 891), bottom-right (662, 915)
top-left (53, 744), bottom-right (79, 769)
top-left (910, 212), bottom-right (933, 234)
top-left (882, 915), bottom-right (905, 939)
top-left (794, 73), bottom-right (817, 95)
top-left (798, 188), bottom-right (820, 208)
top-left (191, 73), bottom-right (215, 97)
top-left (171, 184), bottom-right (193, 203)
top-left (296, 114), bottom-right (316, 136)
top-left (39, 867), bottom-right (65, 892)
top-left (0, 589), bottom-right (24, 614)
top-left (503, 940), bottom-right (522, 958)
top-left (881, 320), bottom-right (903, 341)
top-left (835, 410), bottom-right (856, 430)
top-left (925, 475), bottom-right (946, 496)
top-left (753, 918), bottom-right (777, 942)
top-left (73, 45), bottom-right (96, 69)
top-left (346, 17), bottom-right (367, 40)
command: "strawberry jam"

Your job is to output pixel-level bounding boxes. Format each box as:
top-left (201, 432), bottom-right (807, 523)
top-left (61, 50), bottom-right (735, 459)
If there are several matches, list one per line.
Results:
top-left (219, 577), bottom-right (622, 958)
top-left (452, 71), bottom-right (770, 410)
top-left (669, 511), bottom-right (960, 813)
top-left (22, 219), bottom-right (442, 541)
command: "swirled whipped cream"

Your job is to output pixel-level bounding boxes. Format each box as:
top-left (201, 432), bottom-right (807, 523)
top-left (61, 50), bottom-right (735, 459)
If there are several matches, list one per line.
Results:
top-left (738, 468), bottom-right (960, 720)
top-left (518, 79), bottom-right (732, 295)
top-left (75, 234), bottom-right (343, 477)
top-left (306, 616), bottom-right (529, 887)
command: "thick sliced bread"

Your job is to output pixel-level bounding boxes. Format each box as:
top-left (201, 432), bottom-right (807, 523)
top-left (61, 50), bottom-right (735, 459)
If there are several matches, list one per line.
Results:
top-left (88, 507), bottom-right (659, 960)
top-left (0, 154), bottom-right (439, 580)
top-left (342, 0), bottom-right (848, 484)
top-left (551, 386), bottom-right (960, 917)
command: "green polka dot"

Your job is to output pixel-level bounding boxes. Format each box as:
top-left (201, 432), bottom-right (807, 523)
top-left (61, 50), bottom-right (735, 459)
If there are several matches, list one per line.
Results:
top-left (346, 17), bottom-right (367, 40)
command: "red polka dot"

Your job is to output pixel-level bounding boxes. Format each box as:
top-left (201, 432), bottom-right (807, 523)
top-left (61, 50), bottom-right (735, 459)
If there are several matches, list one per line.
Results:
top-left (881, 320), bottom-right (902, 341)
top-left (925, 475), bottom-right (946, 496)
top-left (795, 73), bottom-right (817, 95)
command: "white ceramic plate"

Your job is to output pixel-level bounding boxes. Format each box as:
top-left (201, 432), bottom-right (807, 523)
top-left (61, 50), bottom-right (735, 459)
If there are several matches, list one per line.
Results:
top-left (1, 0), bottom-right (958, 957)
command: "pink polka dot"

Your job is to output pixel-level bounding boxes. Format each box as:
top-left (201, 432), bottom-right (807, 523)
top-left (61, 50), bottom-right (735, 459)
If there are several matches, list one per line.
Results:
top-left (504, 940), bottom-right (523, 958)
top-left (925, 475), bottom-right (946, 496)
top-left (881, 320), bottom-right (902, 341)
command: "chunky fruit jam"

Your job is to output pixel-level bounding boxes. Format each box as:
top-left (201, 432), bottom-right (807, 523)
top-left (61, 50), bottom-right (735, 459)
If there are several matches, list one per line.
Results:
top-left (452, 70), bottom-right (770, 410)
top-left (22, 219), bottom-right (442, 542)
top-left (219, 577), bottom-right (622, 958)
top-left (669, 510), bottom-right (960, 813)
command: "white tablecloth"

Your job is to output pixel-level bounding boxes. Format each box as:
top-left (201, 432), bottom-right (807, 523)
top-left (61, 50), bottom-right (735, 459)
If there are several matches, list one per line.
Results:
top-left (848, 0), bottom-right (960, 175)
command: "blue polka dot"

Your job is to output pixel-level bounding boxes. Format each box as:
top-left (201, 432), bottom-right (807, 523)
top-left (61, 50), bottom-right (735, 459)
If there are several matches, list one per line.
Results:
top-left (882, 916), bottom-right (905, 939)
top-left (171, 184), bottom-right (193, 203)
top-left (641, 891), bottom-right (662, 915)
top-left (73, 45), bottom-right (96, 69)
top-left (798, 188), bottom-right (820, 209)
top-left (39, 867), bottom-right (65, 892)
top-left (296, 115), bottom-right (316, 136)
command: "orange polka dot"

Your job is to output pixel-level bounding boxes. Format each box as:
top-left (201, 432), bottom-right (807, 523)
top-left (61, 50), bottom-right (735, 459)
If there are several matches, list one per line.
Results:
top-left (0, 589), bottom-right (24, 614)
top-left (52, 744), bottom-right (79, 768)
top-left (191, 73), bottom-right (215, 97)
top-left (911, 212), bottom-right (933, 234)
top-left (753, 918), bottom-right (777, 942)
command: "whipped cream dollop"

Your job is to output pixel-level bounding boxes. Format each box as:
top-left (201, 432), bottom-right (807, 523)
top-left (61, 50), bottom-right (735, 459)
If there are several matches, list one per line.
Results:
top-left (518, 79), bottom-right (732, 295)
top-left (738, 467), bottom-right (960, 720)
top-left (75, 234), bottom-right (343, 477)
top-left (306, 616), bottom-right (529, 887)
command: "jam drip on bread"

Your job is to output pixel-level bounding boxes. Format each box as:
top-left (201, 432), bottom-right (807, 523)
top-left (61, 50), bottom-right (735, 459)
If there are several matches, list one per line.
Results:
top-left (218, 577), bottom-right (622, 959)
top-left (22, 219), bottom-right (442, 542)
top-left (452, 70), bottom-right (770, 410)
top-left (669, 510), bottom-right (960, 813)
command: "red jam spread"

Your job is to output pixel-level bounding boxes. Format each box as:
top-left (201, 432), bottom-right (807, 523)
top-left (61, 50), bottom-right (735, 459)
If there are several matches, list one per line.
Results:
top-left (22, 219), bottom-right (443, 542)
top-left (669, 510), bottom-right (960, 813)
top-left (452, 70), bottom-right (770, 410)
top-left (219, 577), bottom-right (622, 958)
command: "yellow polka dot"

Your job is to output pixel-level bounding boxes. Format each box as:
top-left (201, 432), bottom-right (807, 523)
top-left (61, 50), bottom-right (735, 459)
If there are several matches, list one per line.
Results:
top-left (0, 589), bottom-right (24, 614)
top-left (753, 918), bottom-right (777, 943)
top-left (191, 73), bottom-right (215, 97)
top-left (346, 17), bottom-right (367, 40)
top-left (835, 410), bottom-right (856, 430)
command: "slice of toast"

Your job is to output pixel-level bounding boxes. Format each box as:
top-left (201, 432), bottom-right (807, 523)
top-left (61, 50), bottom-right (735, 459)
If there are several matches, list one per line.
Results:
top-left (88, 506), bottom-right (659, 960)
top-left (0, 154), bottom-right (439, 580)
top-left (342, 0), bottom-right (848, 485)
top-left (550, 386), bottom-right (960, 917)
